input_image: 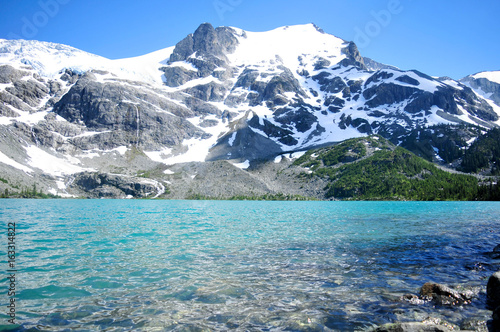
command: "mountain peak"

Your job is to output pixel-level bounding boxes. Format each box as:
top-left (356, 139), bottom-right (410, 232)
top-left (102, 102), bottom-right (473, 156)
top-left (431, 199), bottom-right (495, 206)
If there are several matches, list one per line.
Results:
top-left (168, 23), bottom-right (239, 64)
top-left (1, 23), bottom-right (499, 200)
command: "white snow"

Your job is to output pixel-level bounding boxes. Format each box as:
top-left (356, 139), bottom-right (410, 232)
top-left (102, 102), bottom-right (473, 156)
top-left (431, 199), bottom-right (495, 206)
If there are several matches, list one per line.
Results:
top-left (138, 178), bottom-right (166, 198)
top-left (464, 82), bottom-right (500, 125)
top-left (0, 82), bottom-right (14, 92)
top-left (289, 151), bottom-right (306, 159)
top-left (2, 24), bottom-right (499, 176)
top-left (110, 46), bottom-right (174, 84)
top-left (111, 146), bottom-right (128, 155)
top-left (228, 24), bottom-right (346, 75)
top-left (466, 137), bottom-right (477, 146)
top-left (25, 145), bottom-right (87, 176)
top-left (0, 150), bottom-right (33, 173)
top-left (432, 146), bottom-right (444, 162)
top-left (364, 69), bottom-right (444, 93)
top-left (0, 39), bottom-right (114, 79)
top-left (472, 71), bottom-right (500, 85)
top-left (233, 160), bottom-right (250, 169)
top-left (167, 61), bottom-right (198, 72)
top-left (158, 137), bottom-right (213, 165)
top-left (228, 132), bottom-right (237, 146)
top-left (1, 109), bottom-right (49, 126)
top-left (0, 39), bottom-right (173, 85)
top-left (144, 147), bottom-right (173, 163)
top-left (441, 79), bottom-right (463, 90)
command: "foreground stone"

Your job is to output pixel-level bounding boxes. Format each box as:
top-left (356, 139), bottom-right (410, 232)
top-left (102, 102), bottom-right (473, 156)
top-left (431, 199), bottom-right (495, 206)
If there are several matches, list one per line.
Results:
top-left (420, 282), bottom-right (474, 306)
top-left (372, 322), bottom-right (452, 332)
top-left (492, 307), bottom-right (500, 327)
top-left (488, 272), bottom-right (500, 309)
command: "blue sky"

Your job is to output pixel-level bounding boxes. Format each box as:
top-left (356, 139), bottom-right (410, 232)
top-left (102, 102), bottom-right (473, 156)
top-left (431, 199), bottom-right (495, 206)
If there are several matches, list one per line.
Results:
top-left (0, 0), bottom-right (499, 79)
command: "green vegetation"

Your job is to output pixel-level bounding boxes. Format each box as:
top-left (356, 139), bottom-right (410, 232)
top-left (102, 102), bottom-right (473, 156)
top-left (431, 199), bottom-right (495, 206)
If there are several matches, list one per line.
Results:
top-left (294, 136), bottom-right (500, 201)
top-left (324, 148), bottom-right (481, 200)
top-left (0, 184), bottom-right (60, 199)
top-left (459, 127), bottom-right (500, 175)
top-left (186, 193), bottom-right (317, 201)
top-left (294, 136), bottom-right (389, 169)
top-left (399, 123), bottom-right (483, 163)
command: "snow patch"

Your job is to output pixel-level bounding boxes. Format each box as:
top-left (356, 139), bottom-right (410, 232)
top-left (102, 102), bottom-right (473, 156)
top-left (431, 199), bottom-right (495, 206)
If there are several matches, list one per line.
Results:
top-left (289, 151), bottom-right (306, 160)
top-left (25, 145), bottom-right (87, 176)
top-left (168, 61), bottom-right (198, 72)
top-left (0, 150), bottom-right (33, 174)
top-left (112, 146), bottom-right (128, 155)
top-left (472, 71), bottom-right (500, 85)
top-left (233, 160), bottom-right (250, 169)
top-left (228, 132), bottom-right (237, 146)
top-left (144, 147), bottom-right (173, 163)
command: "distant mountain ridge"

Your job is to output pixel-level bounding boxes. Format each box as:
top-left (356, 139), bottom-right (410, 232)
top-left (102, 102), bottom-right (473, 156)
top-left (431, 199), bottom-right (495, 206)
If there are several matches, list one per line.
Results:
top-left (0, 23), bottom-right (499, 199)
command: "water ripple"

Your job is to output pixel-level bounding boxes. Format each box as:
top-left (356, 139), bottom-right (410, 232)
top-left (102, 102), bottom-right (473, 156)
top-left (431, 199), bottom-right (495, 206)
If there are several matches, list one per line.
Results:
top-left (1, 200), bottom-right (499, 331)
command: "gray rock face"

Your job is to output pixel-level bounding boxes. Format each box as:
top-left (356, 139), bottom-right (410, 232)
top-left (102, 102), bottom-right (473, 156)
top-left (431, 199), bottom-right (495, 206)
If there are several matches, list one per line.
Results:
top-left (158, 23), bottom-right (500, 164)
top-left (363, 57), bottom-right (399, 72)
top-left (0, 65), bottom-right (62, 114)
top-left (461, 75), bottom-right (500, 107)
top-left (185, 82), bottom-right (227, 102)
top-left (162, 23), bottom-right (239, 88)
top-left (364, 83), bottom-right (420, 109)
top-left (70, 172), bottom-right (160, 198)
top-left (363, 75), bottom-right (497, 123)
top-left (52, 75), bottom-right (207, 150)
top-left (6, 79), bottom-right (49, 107)
top-left (2, 23), bottom-right (500, 199)
top-left (0, 65), bottom-right (29, 83)
top-left (340, 41), bottom-right (366, 70)
top-left (207, 113), bottom-right (284, 161)
top-left (261, 67), bottom-right (306, 107)
top-left (313, 72), bottom-right (347, 93)
top-left (169, 23), bottom-right (238, 63)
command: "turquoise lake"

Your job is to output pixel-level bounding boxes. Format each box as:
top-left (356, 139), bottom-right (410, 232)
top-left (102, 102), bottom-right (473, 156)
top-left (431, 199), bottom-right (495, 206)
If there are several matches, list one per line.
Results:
top-left (1, 200), bottom-right (499, 331)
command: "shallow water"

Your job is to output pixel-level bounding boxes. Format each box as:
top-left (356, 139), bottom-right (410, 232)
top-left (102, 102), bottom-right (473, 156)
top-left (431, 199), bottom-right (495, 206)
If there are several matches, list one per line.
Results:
top-left (1, 200), bottom-right (499, 331)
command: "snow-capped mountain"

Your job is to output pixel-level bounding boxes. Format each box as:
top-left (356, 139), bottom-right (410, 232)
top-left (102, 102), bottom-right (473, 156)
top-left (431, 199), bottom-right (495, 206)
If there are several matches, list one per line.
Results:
top-left (0, 23), bottom-right (499, 198)
top-left (460, 70), bottom-right (500, 116)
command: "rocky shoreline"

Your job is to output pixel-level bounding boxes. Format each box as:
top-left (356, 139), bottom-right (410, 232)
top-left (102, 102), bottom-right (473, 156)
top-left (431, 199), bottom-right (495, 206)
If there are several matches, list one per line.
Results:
top-left (371, 245), bottom-right (500, 332)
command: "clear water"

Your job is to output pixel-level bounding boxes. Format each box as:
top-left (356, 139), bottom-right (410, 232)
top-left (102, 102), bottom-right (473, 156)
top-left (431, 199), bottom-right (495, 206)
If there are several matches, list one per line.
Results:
top-left (0, 200), bottom-right (499, 331)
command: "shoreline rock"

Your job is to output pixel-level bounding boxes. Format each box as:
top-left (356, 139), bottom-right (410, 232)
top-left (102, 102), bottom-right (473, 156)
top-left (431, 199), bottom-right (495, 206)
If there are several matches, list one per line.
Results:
top-left (487, 272), bottom-right (500, 309)
top-left (372, 322), bottom-right (452, 332)
top-left (418, 282), bottom-right (475, 306)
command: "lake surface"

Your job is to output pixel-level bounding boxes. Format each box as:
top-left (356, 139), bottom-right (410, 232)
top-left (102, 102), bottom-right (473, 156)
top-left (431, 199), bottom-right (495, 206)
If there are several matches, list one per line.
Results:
top-left (1, 200), bottom-right (499, 331)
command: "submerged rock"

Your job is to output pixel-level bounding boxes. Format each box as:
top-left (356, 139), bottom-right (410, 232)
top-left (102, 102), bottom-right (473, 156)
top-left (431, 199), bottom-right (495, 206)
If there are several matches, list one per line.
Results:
top-left (460, 318), bottom-right (488, 332)
top-left (420, 282), bottom-right (474, 306)
top-left (372, 322), bottom-right (452, 332)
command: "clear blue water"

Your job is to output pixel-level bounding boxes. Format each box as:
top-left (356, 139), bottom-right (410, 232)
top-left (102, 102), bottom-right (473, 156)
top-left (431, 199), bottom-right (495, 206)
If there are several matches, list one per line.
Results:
top-left (1, 200), bottom-right (499, 331)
